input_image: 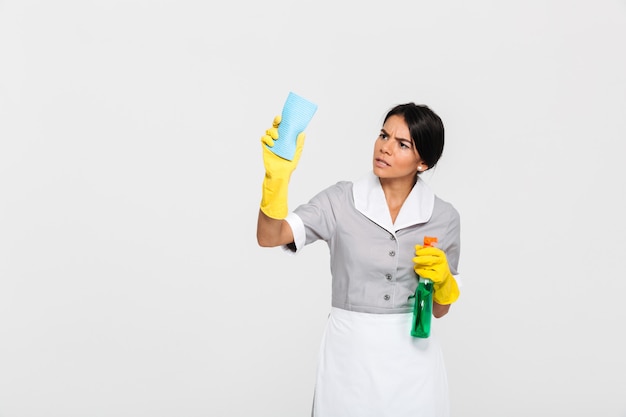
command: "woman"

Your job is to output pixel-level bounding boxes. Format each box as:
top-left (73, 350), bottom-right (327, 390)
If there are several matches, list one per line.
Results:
top-left (257, 103), bottom-right (461, 417)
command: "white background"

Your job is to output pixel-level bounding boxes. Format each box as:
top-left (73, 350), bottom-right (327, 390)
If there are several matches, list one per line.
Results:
top-left (1, 0), bottom-right (626, 416)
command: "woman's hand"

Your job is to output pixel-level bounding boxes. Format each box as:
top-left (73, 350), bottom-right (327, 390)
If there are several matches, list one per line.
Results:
top-left (413, 245), bottom-right (460, 305)
top-left (261, 115), bottom-right (306, 181)
top-left (260, 115), bottom-right (306, 219)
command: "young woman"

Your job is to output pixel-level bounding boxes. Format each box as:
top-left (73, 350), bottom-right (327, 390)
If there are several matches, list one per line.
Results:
top-left (257, 103), bottom-right (461, 417)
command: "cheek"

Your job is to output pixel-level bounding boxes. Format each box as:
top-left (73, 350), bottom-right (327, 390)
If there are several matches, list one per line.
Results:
top-left (400, 154), bottom-right (420, 170)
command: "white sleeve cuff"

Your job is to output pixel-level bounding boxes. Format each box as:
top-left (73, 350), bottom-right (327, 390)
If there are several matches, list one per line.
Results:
top-left (281, 212), bottom-right (306, 255)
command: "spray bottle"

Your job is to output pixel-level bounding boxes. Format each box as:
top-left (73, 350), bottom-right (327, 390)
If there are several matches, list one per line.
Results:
top-left (411, 236), bottom-right (438, 338)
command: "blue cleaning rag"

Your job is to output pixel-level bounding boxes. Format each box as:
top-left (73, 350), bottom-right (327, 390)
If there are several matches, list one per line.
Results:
top-left (267, 92), bottom-right (318, 161)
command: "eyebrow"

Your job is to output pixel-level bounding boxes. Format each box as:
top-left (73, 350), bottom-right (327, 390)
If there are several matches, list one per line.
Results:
top-left (381, 128), bottom-right (413, 147)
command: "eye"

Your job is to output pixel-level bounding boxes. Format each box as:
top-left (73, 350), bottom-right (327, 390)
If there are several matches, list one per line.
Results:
top-left (399, 142), bottom-right (410, 149)
top-left (378, 132), bottom-right (388, 140)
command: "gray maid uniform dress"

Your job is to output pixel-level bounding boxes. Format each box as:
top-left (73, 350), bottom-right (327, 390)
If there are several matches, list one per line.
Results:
top-left (284, 171), bottom-right (461, 417)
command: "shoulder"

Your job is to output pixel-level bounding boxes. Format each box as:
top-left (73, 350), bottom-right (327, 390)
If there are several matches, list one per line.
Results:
top-left (433, 195), bottom-right (460, 223)
top-left (293, 181), bottom-right (355, 227)
top-left (295, 181), bottom-right (355, 215)
top-left (328, 180), bottom-right (353, 191)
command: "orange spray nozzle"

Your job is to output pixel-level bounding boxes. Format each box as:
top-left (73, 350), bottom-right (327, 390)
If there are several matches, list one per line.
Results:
top-left (423, 236), bottom-right (438, 247)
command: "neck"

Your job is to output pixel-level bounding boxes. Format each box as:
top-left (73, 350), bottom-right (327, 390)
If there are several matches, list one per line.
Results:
top-left (379, 176), bottom-right (417, 223)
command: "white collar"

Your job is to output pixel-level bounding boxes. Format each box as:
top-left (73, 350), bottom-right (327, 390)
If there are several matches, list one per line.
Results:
top-left (352, 171), bottom-right (435, 233)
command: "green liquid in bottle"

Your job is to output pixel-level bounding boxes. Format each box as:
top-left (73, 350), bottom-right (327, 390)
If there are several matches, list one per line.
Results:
top-left (411, 236), bottom-right (437, 338)
top-left (411, 279), bottom-right (433, 338)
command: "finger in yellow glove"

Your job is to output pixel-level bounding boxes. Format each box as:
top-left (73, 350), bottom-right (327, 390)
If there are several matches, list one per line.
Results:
top-left (413, 245), bottom-right (460, 305)
top-left (260, 115), bottom-right (306, 219)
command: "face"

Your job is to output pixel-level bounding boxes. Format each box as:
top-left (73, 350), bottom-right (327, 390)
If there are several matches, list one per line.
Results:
top-left (372, 114), bottom-right (426, 181)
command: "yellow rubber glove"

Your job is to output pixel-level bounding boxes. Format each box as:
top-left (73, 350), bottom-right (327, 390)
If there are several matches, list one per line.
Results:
top-left (413, 245), bottom-right (460, 305)
top-left (260, 115), bottom-right (306, 219)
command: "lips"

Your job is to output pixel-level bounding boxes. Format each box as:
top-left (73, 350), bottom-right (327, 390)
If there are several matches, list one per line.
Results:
top-left (375, 158), bottom-right (391, 167)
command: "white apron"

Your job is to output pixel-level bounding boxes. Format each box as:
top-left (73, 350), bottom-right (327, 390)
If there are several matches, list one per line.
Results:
top-left (312, 307), bottom-right (450, 417)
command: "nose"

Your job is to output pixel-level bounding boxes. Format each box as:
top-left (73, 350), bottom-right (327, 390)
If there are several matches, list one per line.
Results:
top-left (379, 139), bottom-right (392, 155)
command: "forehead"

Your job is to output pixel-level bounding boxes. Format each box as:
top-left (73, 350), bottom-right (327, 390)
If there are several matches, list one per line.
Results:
top-left (383, 115), bottom-right (410, 135)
